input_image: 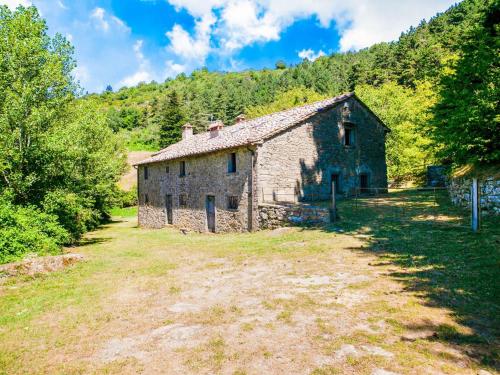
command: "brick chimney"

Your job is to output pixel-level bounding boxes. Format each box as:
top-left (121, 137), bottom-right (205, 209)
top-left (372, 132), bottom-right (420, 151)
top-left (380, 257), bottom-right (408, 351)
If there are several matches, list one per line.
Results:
top-left (182, 123), bottom-right (193, 140)
top-left (208, 120), bottom-right (224, 138)
top-left (235, 114), bottom-right (246, 123)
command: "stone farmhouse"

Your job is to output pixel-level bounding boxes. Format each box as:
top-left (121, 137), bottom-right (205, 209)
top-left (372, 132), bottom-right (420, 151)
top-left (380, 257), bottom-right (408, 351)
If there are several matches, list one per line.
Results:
top-left (135, 92), bottom-right (389, 232)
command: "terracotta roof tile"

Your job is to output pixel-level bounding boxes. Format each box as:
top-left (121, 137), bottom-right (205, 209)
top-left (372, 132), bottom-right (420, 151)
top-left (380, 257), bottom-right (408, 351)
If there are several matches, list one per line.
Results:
top-left (135, 92), bottom-right (354, 165)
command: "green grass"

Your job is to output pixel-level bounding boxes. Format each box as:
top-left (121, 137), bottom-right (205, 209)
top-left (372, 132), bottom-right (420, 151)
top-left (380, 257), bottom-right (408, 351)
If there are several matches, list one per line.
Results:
top-left (336, 190), bottom-right (499, 365)
top-left (109, 205), bottom-right (138, 217)
top-left (0, 190), bottom-right (498, 374)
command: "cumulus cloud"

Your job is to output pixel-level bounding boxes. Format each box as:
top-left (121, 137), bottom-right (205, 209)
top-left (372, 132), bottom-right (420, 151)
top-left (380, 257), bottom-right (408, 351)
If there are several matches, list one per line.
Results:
top-left (119, 40), bottom-right (154, 87)
top-left (0, 0), bottom-right (31, 8)
top-left (298, 49), bottom-right (326, 61)
top-left (166, 13), bottom-right (215, 61)
top-left (166, 0), bottom-right (458, 61)
top-left (90, 7), bottom-right (130, 33)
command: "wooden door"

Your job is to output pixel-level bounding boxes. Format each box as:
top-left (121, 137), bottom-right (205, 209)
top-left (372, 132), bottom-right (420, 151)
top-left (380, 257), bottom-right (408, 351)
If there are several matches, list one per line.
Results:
top-left (360, 174), bottom-right (369, 193)
top-left (165, 194), bottom-right (173, 224)
top-left (206, 195), bottom-right (216, 233)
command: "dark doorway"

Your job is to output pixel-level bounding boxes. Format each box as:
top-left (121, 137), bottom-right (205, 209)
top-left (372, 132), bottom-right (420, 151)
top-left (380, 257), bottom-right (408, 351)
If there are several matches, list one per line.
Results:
top-left (206, 195), bottom-right (216, 233)
top-left (331, 173), bottom-right (340, 194)
top-left (360, 174), bottom-right (369, 193)
top-left (165, 194), bottom-right (173, 224)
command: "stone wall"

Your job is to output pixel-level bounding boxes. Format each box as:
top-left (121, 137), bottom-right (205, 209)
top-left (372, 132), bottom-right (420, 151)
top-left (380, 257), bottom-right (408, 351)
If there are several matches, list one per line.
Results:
top-left (449, 177), bottom-right (500, 215)
top-left (256, 97), bottom-right (388, 203)
top-left (258, 203), bottom-right (330, 230)
top-left (138, 147), bottom-right (258, 232)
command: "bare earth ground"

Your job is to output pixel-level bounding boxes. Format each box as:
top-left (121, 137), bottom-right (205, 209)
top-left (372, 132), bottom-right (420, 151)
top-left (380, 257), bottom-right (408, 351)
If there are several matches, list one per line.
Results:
top-left (0, 192), bottom-right (498, 374)
top-left (118, 151), bottom-right (153, 191)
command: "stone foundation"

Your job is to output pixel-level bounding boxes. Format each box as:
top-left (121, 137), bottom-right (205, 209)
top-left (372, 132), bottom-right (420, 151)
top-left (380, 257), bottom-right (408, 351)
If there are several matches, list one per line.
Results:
top-left (258, 203), bottom-right (330, 229)
top-left (449, 177), bottom-right (500, 215)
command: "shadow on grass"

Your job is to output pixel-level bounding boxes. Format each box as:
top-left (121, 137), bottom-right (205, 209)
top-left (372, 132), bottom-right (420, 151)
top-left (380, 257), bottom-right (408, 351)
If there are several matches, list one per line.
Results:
top-left (317, 190), bottom-right (499, 368)
top-left (73, 237), bottom-right (112, 247)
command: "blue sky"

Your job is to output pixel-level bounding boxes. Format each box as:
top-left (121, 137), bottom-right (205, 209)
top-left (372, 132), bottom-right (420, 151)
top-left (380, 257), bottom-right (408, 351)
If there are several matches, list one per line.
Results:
top-left (3, 0), bottom-right (459, 93)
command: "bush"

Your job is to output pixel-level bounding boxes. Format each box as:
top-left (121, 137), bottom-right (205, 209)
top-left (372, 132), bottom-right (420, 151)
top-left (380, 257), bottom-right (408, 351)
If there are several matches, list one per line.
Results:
top-left (42, 190), bottom-right (100, 242)
top-left (117, 186), bottom-right (137, 208)
top-left (0, 196), bottom-right (69, 264)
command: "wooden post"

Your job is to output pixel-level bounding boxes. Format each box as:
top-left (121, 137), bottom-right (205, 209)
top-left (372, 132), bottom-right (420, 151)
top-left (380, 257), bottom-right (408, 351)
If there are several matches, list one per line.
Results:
top-left (471, 178), bottom-right (481, 232)
top-left (331, 181), bottom-right (336, 223)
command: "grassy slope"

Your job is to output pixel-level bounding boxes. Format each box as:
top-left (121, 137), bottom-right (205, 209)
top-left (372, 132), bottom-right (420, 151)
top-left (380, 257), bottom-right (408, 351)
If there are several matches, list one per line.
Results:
top-left (0, 191), bottom-right (498, 374)
top-left (117, 151), bottom-right (153, 192)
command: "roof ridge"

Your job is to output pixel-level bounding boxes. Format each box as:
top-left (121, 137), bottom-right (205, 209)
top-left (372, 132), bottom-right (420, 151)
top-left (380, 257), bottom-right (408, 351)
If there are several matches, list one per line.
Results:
top-left (138, 92), bottom-right (355, 165)
top-left (152, 92), bottom-right (354, 157)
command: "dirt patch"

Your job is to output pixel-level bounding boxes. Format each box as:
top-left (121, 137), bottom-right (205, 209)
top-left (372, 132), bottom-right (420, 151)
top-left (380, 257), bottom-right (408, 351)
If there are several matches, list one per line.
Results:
top-left (118, 151), bottom-right (154, 191)
top-left (0, 253), bottom-right (83, 278)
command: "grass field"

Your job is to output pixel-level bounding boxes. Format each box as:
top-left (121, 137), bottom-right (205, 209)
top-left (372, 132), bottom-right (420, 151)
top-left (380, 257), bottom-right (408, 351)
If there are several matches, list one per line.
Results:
top-left (0, 191), bottom-right (498, 374)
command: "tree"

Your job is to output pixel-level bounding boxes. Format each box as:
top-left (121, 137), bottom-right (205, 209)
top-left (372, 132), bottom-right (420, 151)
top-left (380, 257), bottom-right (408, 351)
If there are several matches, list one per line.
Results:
top-left (431, 0), bottom-right (500, 167)
top-left (245, 87), bottom-right (327, 119)
top-left (0, 5), bottom-right (127, 245)
top-left (0, 5), bottom-right (76, 203)
top-left (356, 81), bottom-right (437, 182)
top-left (275, 60), bottom-right (287, 70)
top-left (157, 91), bottom-right (185, 148)
top-left (105, 84), bottom-right (113, 92)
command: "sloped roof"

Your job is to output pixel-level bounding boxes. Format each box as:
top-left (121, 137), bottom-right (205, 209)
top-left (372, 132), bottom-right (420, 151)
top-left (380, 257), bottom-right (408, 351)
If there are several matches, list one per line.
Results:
top-left (135, 92), bottom-right (378, 166)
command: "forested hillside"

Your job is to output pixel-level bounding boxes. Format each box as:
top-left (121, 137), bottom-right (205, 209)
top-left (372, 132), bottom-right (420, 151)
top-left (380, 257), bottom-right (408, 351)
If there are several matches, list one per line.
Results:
top-left (89, 0), bottom-right (498, 182)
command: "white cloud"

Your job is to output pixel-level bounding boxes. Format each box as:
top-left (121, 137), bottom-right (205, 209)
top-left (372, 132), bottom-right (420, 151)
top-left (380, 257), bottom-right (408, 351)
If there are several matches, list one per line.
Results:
top-left (166, 0), bottom-right (459, 58)
top-left (166, 13), bottom-right (215, 62)
top-left (74, 64), bottom-right (90, 83)
top-left (165, 60), bottom-right (186, 77)
top-left (0, 0), bottom-right (31, 8)
top-left (56, 0), bottom-right (67, 10)
top-left (298, 49), bottom-right (326, 61)
top-left (119, 40), bottom-right (154, 87)
top-left (90, 7), bottom-right (130, 34)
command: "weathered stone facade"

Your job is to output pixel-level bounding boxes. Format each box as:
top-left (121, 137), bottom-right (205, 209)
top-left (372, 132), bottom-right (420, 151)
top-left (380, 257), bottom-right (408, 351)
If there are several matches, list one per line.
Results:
top-left (257, 97), bottom-right (388, 203)
top-left (137, 94), bottom-right (389, 232)
top-left (449, 176), bottom-right (500, 215)
top-left (258, 203), bottom-right (330, 229)
top-left (138, 148), bottom-right (258, 232)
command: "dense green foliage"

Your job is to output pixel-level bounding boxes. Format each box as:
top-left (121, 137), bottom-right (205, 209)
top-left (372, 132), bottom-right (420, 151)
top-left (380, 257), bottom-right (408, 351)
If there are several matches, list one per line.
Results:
top-left (356, 82), bottom-right (437, 182)
top-left (0, 6), bottom-right (126, 262)
top-left (245, 87), bottom-right (328, 119)
top-left (91, 0), bottom-right (497, 174)
top-left (157, 91), bottom-right (185, 148)
top-left (0, 195), bottom-right (69, 264)
top-left (431, 0), bottom-right (499, 167)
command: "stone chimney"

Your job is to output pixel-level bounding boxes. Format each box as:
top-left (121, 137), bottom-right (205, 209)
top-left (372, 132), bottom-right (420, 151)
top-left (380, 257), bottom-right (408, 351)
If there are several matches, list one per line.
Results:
top-left (208, 120), bottom-right (224, 138)
top-left (182, 123), bottom-right (193, 140)
top-left (235, 114), bottom-right (246, 123)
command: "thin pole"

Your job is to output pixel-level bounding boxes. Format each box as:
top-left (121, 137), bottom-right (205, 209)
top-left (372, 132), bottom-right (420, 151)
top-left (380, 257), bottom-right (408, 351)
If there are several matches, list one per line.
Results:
top-left (471, 178), bottom-right (480, 232)
top-left (331, 181), bottom-right (336, 223)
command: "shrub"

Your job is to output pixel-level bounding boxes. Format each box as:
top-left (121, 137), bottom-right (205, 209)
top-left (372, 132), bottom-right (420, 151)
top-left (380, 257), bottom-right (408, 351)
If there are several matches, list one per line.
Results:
top-left (0, 196), bottom-right (69, 264)
top-left (42, 190), bottom-right (100, 242)
top-left (116, 186), bottom-right (138, 208)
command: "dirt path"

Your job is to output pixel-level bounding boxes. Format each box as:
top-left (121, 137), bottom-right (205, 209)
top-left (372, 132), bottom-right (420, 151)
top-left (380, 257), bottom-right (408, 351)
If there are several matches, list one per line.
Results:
top-left (0, 217), bottom-right (496, 374)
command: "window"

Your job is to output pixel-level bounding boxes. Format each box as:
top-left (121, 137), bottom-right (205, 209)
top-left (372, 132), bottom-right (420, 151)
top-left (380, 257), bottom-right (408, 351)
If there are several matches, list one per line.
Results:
top-left (144, 194), bottom-right (149, 204)
top-left (144, 166), bottom-right (149, 180)
top-left (228, 152), bottom-right (237, 173)
top-left (165, 165), bottom-right (170, 174)
top-left (179, 194), bottom-right (187, 207)
top-left (179, 161), bottom-right (186, 177)
top-left (343, 124), bottom-right (355, 146)
top-left (227, 196), bottom-right (239, 210)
